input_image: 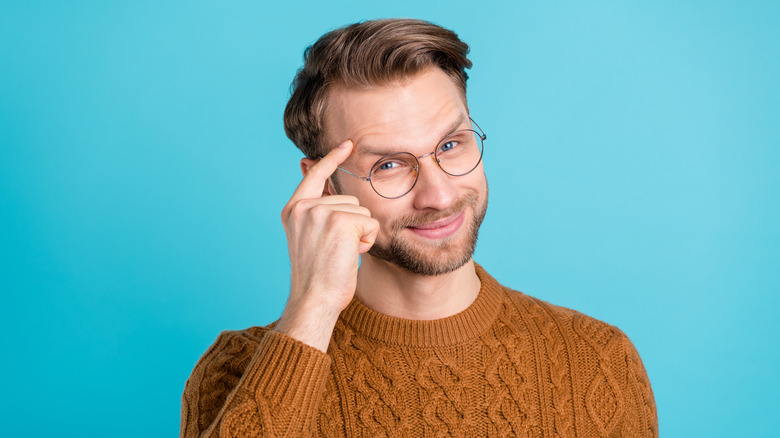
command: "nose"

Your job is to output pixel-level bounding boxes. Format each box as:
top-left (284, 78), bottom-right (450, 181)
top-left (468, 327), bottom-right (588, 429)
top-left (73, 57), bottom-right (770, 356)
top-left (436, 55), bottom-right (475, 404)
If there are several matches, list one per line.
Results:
top-left (410, 155), bottom-right (458, 211)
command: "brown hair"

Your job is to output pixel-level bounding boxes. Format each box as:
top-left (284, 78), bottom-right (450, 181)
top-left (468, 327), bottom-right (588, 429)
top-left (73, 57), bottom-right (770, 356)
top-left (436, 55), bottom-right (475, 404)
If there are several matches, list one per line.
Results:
top-left (283, 18), bottom-right (472, 159)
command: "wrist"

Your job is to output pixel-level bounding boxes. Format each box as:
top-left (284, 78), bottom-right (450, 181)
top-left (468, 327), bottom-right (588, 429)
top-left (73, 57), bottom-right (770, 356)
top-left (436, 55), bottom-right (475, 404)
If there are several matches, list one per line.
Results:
top-left (274, 299), bottom-right (342, 353)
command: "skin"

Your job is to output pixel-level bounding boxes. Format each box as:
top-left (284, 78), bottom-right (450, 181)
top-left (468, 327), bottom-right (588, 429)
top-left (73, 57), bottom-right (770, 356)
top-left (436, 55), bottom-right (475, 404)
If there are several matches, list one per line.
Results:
top-left (276, 67), bottom-right (488, 352)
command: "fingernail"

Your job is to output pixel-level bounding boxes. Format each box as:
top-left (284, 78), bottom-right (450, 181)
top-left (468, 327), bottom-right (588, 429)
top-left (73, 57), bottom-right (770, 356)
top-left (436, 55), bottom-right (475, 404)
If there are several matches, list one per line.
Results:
top-left (338, 141), bottom-right (351, 149)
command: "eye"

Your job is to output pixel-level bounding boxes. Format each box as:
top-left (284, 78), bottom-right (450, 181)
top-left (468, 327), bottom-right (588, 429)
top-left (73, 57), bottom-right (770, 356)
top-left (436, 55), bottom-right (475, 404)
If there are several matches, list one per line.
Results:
top-left (370, 152), bottom-right (417, 180)
top-left (372, 159), bottom-right (410, 178)
top-left (438, 140), bottom-right (460, 154)
top-left (377, 160), bottom-right (403, 171)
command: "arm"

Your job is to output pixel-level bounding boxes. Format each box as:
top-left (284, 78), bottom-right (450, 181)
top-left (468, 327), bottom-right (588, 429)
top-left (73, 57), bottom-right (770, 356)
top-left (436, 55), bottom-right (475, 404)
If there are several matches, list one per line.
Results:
top-left (180, 330), bottom-right (332, 437)
top-left (181, 141), bottom-right (378, 436)
top-left (620, 333), bottom-right (659, 437)
top-left (275, 140), bottom-right (378, 352)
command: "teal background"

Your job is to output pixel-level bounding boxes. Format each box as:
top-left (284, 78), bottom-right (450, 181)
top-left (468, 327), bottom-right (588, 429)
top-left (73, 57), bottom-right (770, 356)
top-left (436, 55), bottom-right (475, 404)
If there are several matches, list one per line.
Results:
top-left (1, 1), bottom-right (778, 436)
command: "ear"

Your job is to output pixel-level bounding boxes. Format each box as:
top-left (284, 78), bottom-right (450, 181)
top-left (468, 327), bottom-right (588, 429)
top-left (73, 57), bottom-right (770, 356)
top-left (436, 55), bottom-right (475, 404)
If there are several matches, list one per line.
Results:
top-left (300, 157), bottom-right (317, 176)
top-left (300, 157), bottom-right (337, 196)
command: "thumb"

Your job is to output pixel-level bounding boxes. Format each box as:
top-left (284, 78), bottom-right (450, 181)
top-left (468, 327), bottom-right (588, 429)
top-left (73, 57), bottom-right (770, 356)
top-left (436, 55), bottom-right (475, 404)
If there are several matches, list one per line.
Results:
top-left (358, 221), bottom-right (380, 254)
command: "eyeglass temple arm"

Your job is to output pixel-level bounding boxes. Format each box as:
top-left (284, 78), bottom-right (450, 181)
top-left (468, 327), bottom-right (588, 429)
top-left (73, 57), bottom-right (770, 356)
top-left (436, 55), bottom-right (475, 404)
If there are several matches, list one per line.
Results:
top-left (335, 166), bottom-right (369, 181)
top-left (470, 117), bottom-right (487, 141)
top-left (312, 154), bottom-right (370, 181)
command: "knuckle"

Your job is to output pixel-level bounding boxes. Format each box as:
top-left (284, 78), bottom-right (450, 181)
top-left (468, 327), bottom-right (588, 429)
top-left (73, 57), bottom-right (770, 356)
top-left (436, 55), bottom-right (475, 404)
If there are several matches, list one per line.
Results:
top-left (281, 202), bottom-right (295, 223)
top-left (309, 203), bottom-right (333, 222)
top-left (326, 210), bottom-right (350, 228)
top-left (288, 200), bottom-right (309, 222)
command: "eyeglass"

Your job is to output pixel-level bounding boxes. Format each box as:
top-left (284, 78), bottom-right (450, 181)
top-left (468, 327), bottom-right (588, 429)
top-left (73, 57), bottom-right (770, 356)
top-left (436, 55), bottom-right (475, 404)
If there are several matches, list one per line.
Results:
top-left (334, 118), bottom-right (487, 199)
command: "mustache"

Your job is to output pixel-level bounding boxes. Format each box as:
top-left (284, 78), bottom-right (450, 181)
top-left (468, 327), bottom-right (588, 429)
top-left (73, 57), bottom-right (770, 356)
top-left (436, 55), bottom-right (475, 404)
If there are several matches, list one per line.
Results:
top-left (389, 191), bottom-right (479, 231)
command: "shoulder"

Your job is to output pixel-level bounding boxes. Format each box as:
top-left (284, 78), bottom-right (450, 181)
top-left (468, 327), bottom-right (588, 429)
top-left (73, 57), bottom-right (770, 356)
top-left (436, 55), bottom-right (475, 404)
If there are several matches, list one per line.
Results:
top-left (183, 325), bottom-right (274, 401)
top-left (504, 287), bottom-right (634, 357)
top-left (181, 325), bottom-right (274, 433)
top-left (191, 325), bottom-right (273, 377)
top-left (476, 266), bottom-right (636, 355)
top-left (478, 265), bottom-right (613, 335)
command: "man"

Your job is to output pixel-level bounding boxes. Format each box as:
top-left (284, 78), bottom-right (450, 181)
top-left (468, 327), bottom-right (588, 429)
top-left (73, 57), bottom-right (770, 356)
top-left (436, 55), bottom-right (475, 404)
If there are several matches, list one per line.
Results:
top-left (181, 19), bottom-right (657, 437)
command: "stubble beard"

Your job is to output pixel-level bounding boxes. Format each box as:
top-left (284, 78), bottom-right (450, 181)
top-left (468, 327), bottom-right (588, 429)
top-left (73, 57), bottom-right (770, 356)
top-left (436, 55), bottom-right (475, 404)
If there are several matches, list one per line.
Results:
top-left (368, 186), bottom-right (489, 276)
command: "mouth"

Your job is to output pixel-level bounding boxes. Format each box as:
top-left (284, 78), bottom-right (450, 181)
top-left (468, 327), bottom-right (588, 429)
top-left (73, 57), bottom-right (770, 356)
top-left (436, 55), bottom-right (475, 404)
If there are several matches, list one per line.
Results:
top-left (407, 211), bottom-right (466, 240)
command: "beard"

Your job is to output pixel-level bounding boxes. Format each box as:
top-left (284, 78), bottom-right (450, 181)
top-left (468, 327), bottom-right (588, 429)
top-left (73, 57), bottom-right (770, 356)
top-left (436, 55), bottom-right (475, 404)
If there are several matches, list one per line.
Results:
top-left (368, 185), bottom-right (488, 276)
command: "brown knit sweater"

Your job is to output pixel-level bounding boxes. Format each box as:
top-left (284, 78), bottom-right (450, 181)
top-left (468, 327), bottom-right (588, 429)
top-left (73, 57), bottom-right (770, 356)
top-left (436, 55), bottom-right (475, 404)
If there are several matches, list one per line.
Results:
top-left (181, 267), bottom-right (657, 437)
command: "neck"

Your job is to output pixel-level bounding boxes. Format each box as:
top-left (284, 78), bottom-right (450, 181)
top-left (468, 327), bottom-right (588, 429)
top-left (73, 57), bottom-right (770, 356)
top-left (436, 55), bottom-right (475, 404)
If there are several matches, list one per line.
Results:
top-left (355, 255), bottom-right (481, 320)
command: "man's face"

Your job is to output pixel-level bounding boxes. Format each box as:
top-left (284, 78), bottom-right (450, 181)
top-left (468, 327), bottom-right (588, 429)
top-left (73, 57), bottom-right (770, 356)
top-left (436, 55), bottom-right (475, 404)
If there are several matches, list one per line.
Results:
top-left (325, 67), bottom-right (488, 276)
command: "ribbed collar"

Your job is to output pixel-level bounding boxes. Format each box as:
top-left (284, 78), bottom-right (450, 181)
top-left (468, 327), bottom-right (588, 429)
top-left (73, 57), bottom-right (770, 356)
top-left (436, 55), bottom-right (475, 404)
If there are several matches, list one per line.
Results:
top-left (338, 264), bottom-right (505, 347)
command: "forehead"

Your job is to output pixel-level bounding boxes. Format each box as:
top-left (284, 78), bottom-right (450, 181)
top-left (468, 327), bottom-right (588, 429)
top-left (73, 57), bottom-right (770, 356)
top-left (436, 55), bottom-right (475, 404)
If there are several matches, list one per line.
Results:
top-left (324, 68), bottom-right (469, 155)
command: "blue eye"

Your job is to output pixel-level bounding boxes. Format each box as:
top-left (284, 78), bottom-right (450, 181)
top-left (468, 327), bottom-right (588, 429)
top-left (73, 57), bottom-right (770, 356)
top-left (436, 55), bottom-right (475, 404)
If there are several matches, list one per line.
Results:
top-left (439, 140), bottom-right (458, 153)
top-left (378, 161), bottom-right (401, 171)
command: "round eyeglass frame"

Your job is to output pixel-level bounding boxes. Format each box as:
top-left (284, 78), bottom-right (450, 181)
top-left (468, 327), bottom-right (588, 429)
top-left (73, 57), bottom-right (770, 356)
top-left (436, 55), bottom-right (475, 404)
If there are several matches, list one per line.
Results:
top-left (332, 118), bottom-right (487, 199)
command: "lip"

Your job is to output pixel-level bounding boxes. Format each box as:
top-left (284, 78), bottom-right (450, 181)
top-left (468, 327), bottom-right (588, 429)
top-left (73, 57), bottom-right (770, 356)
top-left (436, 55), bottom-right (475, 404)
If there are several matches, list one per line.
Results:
top-left (407, 211), bottom-right (465, 239)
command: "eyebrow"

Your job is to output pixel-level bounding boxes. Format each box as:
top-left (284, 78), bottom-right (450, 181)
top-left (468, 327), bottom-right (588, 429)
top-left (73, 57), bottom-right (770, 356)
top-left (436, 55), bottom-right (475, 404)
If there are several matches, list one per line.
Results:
top-left (356, 114), bottom-right (468, 157)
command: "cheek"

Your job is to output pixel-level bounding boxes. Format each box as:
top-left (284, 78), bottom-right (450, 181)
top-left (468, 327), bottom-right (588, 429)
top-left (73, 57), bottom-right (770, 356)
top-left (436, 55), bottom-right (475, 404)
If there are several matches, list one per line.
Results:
top-left (335, 172), bottom-right (375, 198)
top-left (368, 203), bottom-right (400, 227)
top-left (471, 168), bottom-right (488, 194)
top-left (344, 184), bottom-right (401, 228)
top-left (366, 199), bottom-right (414, 236)
top-left (454, 167), bottom-right (487, 197)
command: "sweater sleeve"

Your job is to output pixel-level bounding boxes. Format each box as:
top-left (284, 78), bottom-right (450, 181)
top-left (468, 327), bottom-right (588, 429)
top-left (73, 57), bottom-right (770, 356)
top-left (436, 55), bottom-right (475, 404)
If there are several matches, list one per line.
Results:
top-left (180, 329), bottom-right (332, 437)
top-left (619, 332), bottom-right (659, 437)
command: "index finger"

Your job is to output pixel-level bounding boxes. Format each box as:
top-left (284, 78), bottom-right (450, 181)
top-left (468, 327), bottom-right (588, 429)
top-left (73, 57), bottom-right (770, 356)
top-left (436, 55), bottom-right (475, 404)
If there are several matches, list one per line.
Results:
top-left (291, 139), bottom-right (353, 202)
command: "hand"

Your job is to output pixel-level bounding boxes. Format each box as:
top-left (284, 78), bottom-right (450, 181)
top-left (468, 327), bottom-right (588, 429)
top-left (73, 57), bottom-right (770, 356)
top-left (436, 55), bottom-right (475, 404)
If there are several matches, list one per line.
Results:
top-left (275, 140), bottom-right (380, 352)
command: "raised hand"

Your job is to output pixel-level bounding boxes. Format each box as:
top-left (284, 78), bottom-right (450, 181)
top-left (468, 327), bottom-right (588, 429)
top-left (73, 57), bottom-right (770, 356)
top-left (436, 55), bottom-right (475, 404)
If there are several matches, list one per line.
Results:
top-left (275, 140), bottom-right (380, 352)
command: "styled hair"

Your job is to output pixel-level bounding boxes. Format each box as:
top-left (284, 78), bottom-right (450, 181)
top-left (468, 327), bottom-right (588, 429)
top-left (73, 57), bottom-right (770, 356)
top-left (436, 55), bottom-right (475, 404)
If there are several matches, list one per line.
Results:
top-left (283, 18), bottom-right (472, 159)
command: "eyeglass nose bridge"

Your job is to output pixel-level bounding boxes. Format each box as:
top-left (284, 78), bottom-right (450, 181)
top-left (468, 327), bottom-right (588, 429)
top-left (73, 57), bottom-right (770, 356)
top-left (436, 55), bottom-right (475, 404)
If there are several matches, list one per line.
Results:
top-left (403, 151), bottom-right (438, 183)
top-left (405, 150), bottom-right (451, 191)
top-left (416, 150), bottom-right (440, 167)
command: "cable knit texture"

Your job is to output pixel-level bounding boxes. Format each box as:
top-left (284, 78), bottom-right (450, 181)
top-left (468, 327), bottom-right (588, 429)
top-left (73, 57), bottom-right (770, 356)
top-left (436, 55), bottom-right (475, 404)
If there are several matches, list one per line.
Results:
top-left (181, 266), bottom-right (657, 437)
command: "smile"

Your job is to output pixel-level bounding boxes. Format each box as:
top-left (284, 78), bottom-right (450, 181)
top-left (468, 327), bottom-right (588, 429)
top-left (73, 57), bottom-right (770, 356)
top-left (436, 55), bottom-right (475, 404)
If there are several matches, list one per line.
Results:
top-left (407, 211), bottom-right (466, 240)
